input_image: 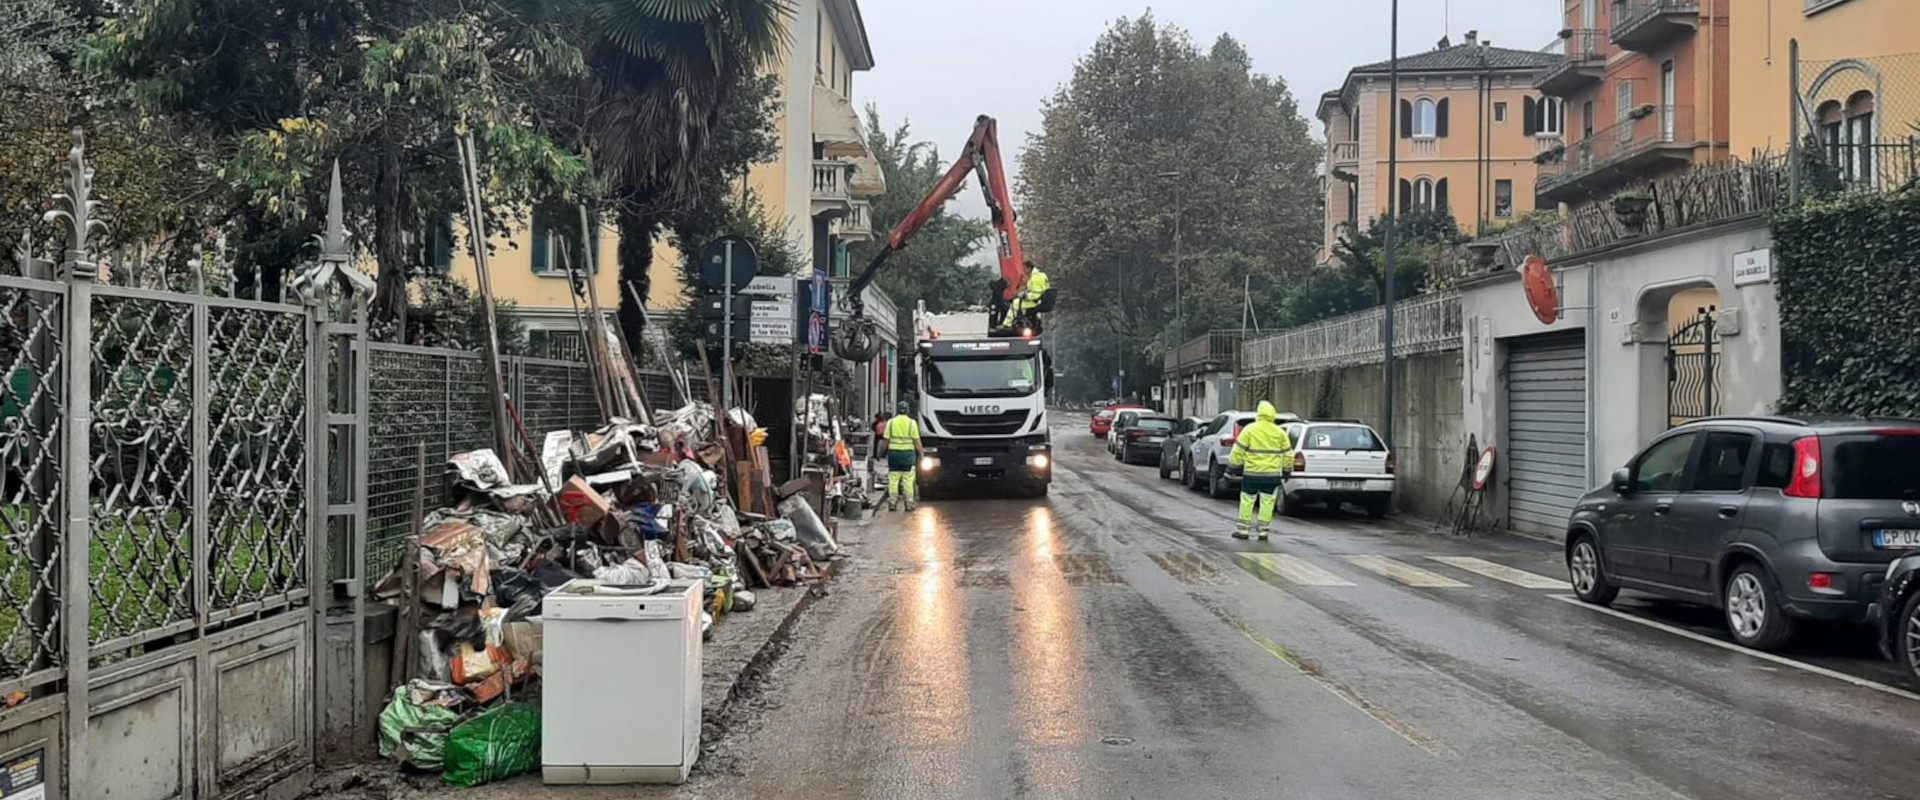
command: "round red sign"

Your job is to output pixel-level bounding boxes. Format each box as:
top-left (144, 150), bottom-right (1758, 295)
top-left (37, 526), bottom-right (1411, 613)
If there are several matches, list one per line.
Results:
top-left (1472, 446), bottom-right (1498, 491)
top-left (1520, 254), bottom-right (1559, 325)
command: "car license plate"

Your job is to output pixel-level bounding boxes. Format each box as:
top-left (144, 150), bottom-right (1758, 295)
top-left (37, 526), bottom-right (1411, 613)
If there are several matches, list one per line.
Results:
top-left (1874, 529), bottom-right (1920, 549)
top-left (1145, 437), bottom-right (1165, 443)
top-left (973, 456), bottom-right (994, 466)
top-left (1330, 479), bottom-right (1365, 491)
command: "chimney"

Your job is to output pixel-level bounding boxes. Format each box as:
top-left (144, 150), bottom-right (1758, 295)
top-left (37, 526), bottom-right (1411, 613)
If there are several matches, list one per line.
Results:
top-left (1464, 30), bottom-right (1478, 48)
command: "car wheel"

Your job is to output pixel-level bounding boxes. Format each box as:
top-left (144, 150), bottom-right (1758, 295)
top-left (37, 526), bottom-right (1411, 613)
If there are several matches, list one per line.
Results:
top-left (1363, 496), bottom-right (1390, 519)
top-left (1184, 458), bottom-right (1200, 491)
top-left (1725, 564), bottom-right (1796, 651)
top-left (1157, 456), bottom-right (1172, 480)
top-left (1897, 589), bottom-right (1920, 688)
top-left (1207, 460), bottom-right (1231, 499)
top-left (1566, 534), bottom-right (1619, 605)
top-left (1278, 492), bottom-right (1302, 517)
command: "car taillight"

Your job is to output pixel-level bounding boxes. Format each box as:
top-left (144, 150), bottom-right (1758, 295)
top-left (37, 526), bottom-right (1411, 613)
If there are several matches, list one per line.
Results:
top-left (1128, 430), bottom-right (1147, 439)
top-left (1385, 452), bottom-right (1397, 475)
top-left (1223, 423), bottom-right (1244, 446)
top-left (1292, 452), bottom-right (1306, 472)
top-left (1785, 435), bottom-right (1823, 498)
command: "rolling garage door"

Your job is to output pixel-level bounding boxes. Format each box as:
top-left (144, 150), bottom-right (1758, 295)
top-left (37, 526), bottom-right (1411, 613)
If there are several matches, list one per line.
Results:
top-left (1505, 332), bottom-right (1588, 538)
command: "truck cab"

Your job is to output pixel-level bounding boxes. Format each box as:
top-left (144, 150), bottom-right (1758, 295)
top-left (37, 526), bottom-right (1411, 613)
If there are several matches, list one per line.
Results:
top-left (914, 336), bottom-right (1052, 498)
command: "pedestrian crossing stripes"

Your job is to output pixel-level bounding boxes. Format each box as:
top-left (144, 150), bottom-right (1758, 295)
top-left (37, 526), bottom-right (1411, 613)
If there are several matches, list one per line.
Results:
top-left (1237, 553), bottom-right (1357, 587)
top-left (1342, 555), bottom-right (1469, 588)
top-left (1425, 556), bottom-right (1570, 590)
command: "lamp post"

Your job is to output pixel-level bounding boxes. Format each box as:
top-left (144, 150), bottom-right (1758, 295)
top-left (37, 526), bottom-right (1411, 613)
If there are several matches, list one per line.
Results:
top-left (1157, 170), bottom-right (1184, 416)
top-left (1382, 0), bottom-right (1401, 456)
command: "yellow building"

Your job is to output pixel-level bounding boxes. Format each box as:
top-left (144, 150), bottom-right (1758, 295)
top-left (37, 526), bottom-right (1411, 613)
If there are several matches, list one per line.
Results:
top-left (1729, 0), bottom-right (1920, 161)
top-left (1318, 33), bottom-right (1564, 262)
top-left (446, 0), bottom-right (885, 342)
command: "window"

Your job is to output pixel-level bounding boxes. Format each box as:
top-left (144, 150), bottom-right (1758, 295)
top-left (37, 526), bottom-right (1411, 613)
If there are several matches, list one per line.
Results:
top-left (1539, 97), bottom-right (1564, 135)
top-left (1633, 432), bottom-right (1697, 492)
top-left (1826, 433), bottom-right (1920, 500)
top-left (1582, 100), bottom-right (1595, 138)
top-left (1495, 179), bottom-right (1514, 218)
top-left (427, 214), bottom-right (454, 274)
top-left (1582, 0), bottom-right (1598, 28)
top-left (1756, 442), bottom-right (1796, 490)
top-left (1399, 178), bottom-right (1448, 214)
top-left (1494, 102), bottom-right (1508, 123)
top-left (1616, 80), bottom-right (1635, 123)
top-left (1301, 425), bottom-right (1385, 452)
top-left (530, 202), bottom-right (585, 276)
top-left (1819, 91), bottom-right (1879, 183)
top-left (1692, 432), bottom-right (1756, 492)
top-left (1401, 97), bottom-right (1448, 138)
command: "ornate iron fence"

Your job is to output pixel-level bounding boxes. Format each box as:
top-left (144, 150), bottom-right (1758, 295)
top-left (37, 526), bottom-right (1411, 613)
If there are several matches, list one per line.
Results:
top-left (1239, 293), bottom-right (1463, 377)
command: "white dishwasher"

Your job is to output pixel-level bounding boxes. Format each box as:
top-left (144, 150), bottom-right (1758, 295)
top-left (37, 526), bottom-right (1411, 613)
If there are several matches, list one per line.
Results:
top-left (541, 578), bottom-right (703, 784)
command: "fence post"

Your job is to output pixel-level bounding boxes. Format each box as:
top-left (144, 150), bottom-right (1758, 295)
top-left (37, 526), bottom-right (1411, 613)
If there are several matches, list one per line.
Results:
top-left (1789, 38), bottom-right (1802, 206)
top-left (50, 131), bottom-right (98, 795)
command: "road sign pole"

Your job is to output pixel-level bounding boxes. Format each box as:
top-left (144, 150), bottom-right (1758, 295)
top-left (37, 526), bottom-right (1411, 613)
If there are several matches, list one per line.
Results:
top-left (722, 241), bottom-right (734, 413)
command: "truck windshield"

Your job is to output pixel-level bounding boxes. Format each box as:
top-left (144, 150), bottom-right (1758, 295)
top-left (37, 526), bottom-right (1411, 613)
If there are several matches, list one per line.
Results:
top-left (924, 355), bottom-right (1039, 398)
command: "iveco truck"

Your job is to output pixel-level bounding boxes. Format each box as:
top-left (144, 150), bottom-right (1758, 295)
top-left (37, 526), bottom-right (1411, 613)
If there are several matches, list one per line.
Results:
top-left (913, 310), bottom-right (1052, 498)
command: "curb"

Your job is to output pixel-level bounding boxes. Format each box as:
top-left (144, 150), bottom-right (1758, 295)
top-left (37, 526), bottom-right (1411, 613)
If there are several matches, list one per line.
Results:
top-left (702, 553), bottom-right (846, 729)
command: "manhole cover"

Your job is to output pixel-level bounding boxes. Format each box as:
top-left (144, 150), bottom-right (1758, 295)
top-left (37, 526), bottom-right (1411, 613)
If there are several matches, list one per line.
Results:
top-left (1100, 735), bottom-right (1134, 746)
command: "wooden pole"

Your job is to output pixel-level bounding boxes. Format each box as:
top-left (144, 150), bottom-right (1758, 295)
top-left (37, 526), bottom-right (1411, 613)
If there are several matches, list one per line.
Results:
top-left (455, 134), bottom-right (518, 475)
top-left (391, 442), bottom-right (429, 689)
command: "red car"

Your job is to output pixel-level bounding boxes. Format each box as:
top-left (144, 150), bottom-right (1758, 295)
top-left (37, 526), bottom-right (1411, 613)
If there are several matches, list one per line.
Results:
top-left (1091, 405), bottom-right (1147, 439)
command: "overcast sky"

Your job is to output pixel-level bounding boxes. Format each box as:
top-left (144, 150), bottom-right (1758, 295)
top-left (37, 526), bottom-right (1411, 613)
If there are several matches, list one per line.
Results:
top-left (856, 1), bottom-right (1561, 219)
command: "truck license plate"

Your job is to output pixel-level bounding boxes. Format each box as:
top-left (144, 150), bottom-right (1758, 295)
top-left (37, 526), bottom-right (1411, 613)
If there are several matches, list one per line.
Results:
top-left (1330, 479), bottom-right (1365, 491)
top-left (1874, 529), bottom-right (1920, 549)
top-left (973, 456), bottom-right (994, 466)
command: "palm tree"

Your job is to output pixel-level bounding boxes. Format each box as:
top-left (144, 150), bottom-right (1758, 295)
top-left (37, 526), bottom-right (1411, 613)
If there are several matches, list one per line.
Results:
top-left (572, 0), bottom-right (793, 346)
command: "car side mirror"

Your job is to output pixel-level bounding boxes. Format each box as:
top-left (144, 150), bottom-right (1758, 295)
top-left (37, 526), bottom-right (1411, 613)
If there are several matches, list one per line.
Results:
top-left (1612, 467), bottom-right (1633, 494)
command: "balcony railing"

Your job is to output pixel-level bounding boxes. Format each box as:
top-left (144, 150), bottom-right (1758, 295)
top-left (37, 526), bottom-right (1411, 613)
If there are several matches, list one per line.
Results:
top-left (1806, 138), bottom-right (1920, 198)
top-left (1164, 330), bottom-right (1248, 374)
top-left (811, 160), bottom-right (853, 202)
top-left (1535, 29), bottom-right (1608, 95)
top-left (1537, 104), bottom-right (1694, 197)
top-left (1331, 141), bottom-right (1358, 167)
top-left (1239, 293), bottom-right (1461, 377)
top-left (833, 199), bottom-right (875, 241)
top-left (1611, 0), bottom-right (1699, 50)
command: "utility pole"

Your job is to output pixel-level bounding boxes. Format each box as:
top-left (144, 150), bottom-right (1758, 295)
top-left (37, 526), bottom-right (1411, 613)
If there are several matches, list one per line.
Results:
top-left (1383, 0), bottom-right (1401, 455)
top-left (1157, 171), bottom-right (1185, 415)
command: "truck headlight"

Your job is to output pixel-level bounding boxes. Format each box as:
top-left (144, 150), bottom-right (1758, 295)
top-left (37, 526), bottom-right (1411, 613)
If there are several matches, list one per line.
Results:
top-left (920, 456), bottom-right (938, 471)
top-left (1027, 454), bottom-right (1050, 469)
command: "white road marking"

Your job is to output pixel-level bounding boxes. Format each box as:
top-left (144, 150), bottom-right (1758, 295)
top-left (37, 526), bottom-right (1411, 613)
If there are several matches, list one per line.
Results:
top-left (1343, 555), bottom-right (1469, 588)
top-left (1549, 595), bottom-right (1920, 702)
top-left (1241, 553), bottom-right (1356, 587)
top-left (1426, 556), bottom-right (1570, 590)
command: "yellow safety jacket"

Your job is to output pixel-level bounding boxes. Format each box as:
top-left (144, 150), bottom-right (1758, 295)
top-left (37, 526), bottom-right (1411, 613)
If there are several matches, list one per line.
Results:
top-left (1015, 269), bottom-right (1051, 311)
top-left (1229, 419), bottom-right (1293, 478)
top-left (885, 415), bottom-right (921, 451)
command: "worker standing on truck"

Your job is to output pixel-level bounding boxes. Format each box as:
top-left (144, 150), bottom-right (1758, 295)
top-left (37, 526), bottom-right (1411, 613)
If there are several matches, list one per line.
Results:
top-left (1001, 260), bottom-right (1053, 333)
top-left (883, 401), bottom-right (924, 512)
top-left (1228, 401), bottom-right (1293, 541)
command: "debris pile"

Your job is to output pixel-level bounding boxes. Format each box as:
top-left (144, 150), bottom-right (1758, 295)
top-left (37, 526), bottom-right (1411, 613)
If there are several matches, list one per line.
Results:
top-left (372, 399), bottom-right (844, 784)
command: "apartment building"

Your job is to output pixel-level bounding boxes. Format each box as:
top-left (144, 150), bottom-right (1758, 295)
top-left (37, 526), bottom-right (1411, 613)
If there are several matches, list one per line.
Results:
top-left (446, 0), bottom-right (886, 342)
top-left (1318, 33), bottom-right (1563, 262)
top-left (1533, 0), bottom-right (1733, 207)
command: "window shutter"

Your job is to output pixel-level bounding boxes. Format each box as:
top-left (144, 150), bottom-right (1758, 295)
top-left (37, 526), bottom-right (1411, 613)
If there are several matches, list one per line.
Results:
top-left (1523, 97), bottom-right (1538, 136)
top-left (1400, 99), bottom-right (1413, 138)
top-left (432, 215), bottom-right (453, 274)
top-left (1398, 179), bottom-right (1412, 215)
top-left (1436, 98), bottom-right (1450, 138)
top-left (1436, 178), bottom-right (1450, 213)
top-left (531, 208), bottom-right (551, 273)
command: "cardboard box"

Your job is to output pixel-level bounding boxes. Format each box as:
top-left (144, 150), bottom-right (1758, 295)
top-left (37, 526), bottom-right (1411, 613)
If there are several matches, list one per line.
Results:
top-left (557, 477), bottom-right (611, 528)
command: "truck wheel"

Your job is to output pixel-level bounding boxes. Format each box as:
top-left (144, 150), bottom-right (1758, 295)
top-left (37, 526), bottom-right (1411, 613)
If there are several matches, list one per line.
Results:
top-left (1030, 482), bottom-right (1051, 499)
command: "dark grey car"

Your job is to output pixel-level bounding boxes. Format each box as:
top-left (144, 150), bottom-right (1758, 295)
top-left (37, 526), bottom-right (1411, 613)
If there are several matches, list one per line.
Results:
top-left (1565, 416), bottom-right (1920, 650)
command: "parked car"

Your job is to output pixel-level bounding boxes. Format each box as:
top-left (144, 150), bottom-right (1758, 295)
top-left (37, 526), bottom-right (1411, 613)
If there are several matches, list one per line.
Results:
top-left (1279, 420), bottom-right (1395, 518)
top-left (1564, 416), bottom-right (1920, 651)
top-left (1090, 404), bottom-right (1144, 439)
top-left (1183, 409), bottom-right (1300, 499)
top-left (1158, 417), bottom-right (1207, 481)
top-left (1107, 409), bottom-right (1146, 456)
top-left (1878, 553), bottom-right (1920, 686)
top-left (1115, 414), bottom-right (1177, 465)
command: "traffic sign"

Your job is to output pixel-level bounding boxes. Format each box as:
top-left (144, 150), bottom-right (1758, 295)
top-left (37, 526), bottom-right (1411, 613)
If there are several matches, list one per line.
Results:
top-left (699, 236), bottom-right (757, 290)
top-left (739, 275), bottom-right (794, 297)
top-left (749, 299), bottom-right (796, 344)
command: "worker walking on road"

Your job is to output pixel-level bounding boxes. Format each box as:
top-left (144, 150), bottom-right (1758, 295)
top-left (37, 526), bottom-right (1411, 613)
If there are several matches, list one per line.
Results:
top-left (883, 401), bottom-right (924, 512)
top-left (1229, 401), bottom-right (1293, 541)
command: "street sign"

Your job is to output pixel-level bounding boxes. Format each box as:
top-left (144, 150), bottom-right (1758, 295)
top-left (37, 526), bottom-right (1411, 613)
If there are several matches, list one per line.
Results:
top-left (699, 236), bottom-right (757, 291)
top-left (1733, 248), bottom-right (1772, 286)
top-left (739, 275), bottom-right (795, 297)
top-left (807, 269), bottom-right (831, 354)
top-left (749, 299), bottom-right (796, 344)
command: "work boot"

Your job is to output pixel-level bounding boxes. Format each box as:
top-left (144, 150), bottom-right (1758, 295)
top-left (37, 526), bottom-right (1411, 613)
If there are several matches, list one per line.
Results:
top-left (1231, 526), bottom-right (1251, 541)
top-left (882, 497), bottom-right (897, 513)
top-left (1255, 525), bottom-right (1272, 542)
top-left (905, 497), bottom-right (918, 512)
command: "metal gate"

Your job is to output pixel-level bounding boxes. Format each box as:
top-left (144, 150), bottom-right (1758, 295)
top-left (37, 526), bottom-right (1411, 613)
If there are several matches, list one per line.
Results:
top-left (1667, 306), bottom-right (1721, 427)
top-left (0, 136), bottom-right (366, 799)
top-left (1505, 332), bottom-right (1588, 539)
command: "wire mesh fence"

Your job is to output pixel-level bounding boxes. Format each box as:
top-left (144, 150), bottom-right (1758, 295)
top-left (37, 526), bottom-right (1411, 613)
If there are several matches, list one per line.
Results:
top-left (1797, 51), bottom-right (1920, 197)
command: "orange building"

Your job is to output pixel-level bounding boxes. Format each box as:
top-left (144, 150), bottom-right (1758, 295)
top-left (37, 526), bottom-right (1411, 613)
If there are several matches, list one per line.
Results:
top-left (1318, 33), bottom-right (1564, 262)
top-left (1534, 0), bottom-right (1733, 207)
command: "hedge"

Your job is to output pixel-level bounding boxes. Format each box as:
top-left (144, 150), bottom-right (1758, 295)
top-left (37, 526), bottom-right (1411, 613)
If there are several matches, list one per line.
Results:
top-left (1772, 190), bottom-right (1920, 417)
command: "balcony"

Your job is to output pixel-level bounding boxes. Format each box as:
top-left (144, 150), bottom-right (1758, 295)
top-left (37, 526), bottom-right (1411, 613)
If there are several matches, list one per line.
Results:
top-left (1164, 330), bottom-right (1247, 377)
top-left (811, 159), bottom-right (854, 217)
top-left (1536, 105), bottom-right (1697, 204)
top-left (1534, 29), bottom-right (1608, 97)
top-left (1331, 141), bottom-right (1359, 170)
top-left (832, 199), bottom-right (875, 242)
top-left (1610, 0), bottom-right (1699, 51)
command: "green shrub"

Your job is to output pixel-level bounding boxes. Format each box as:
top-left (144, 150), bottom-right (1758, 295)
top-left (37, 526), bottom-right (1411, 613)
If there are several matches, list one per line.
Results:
top-left (1772, 191), bottom-right (1920, 416)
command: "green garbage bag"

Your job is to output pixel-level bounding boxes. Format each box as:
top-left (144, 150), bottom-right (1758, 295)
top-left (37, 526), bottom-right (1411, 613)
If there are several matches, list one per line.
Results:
top-left (377, 684), bottom-right (463, 770)
top-left (442, 703), bottom-right (542, 787)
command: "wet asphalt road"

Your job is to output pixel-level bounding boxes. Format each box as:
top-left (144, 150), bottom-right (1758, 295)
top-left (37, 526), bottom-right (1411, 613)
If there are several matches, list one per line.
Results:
top-left (560, 416), bottom-right (1920, 800)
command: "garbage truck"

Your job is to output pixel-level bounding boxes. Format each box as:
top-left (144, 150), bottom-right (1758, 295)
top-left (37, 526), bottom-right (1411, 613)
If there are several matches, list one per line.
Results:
top-left (911, 309), bottom-right (1053, 498)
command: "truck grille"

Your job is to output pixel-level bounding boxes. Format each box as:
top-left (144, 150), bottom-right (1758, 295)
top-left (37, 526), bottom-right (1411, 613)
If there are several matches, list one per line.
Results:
top-left (935, 410), bottom-right (1028, 437)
